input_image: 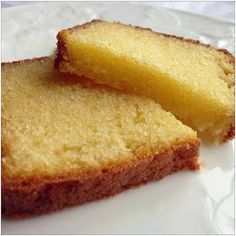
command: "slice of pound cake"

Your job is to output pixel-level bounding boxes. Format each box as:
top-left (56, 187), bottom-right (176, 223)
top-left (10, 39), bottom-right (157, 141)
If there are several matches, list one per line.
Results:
top-left (55, 20), bottom-right (235, 143)
top-left (2, 57), bottom-right (200, 217)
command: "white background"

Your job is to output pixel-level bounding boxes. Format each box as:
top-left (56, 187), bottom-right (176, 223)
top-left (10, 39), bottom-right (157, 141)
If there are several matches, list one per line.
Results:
top-left (1, 1), bottom-right (235, 22)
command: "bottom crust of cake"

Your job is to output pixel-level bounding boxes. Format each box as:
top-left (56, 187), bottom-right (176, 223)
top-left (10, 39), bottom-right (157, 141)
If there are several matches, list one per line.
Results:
top-left (223, 123), bottom-right (235, 142)
top-left (2, 140), bottom-right (200, 218)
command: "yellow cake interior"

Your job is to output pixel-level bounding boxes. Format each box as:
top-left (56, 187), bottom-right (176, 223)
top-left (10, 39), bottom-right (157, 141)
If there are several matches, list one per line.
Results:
top-left (2, 57), bottom-right (198, 178)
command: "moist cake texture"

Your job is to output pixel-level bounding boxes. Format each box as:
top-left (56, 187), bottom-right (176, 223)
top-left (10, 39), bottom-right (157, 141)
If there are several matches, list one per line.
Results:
top-left (55, 20), bottom-right (235, 143)
top-left (2, 57), bottom-right (200, 217)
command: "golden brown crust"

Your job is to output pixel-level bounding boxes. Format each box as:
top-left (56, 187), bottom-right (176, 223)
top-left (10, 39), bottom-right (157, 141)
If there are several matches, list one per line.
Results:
top-left (223, 123), bottom-right (235, 142)
top-left (54, 33), bottom-right (68, 70)
top-left (2, 139), bottom-right (200, 218)
top-left (2, 56), bottom-right (49, 67)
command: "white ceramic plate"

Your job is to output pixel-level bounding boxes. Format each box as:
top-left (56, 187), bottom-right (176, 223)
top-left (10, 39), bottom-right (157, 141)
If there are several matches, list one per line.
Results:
top-left (2, 2), bottom-right (234, 234)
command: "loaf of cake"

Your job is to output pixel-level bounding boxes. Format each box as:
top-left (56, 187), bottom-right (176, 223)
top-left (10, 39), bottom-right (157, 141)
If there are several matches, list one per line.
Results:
top-left (55, 20), bottom-right (235, 143)
top-left (2, 57), bottom-right (200, 217)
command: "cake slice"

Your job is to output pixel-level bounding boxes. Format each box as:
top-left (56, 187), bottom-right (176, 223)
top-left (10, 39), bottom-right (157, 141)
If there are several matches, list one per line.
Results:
top-left (2, 57), bottom-right (200, 217)
top-left (55, 20), bottom-right (235, 143)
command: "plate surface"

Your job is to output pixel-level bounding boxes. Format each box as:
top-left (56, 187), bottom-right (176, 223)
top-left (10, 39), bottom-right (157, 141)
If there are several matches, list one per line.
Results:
top-left (2, 2), bottom-right (234, 234)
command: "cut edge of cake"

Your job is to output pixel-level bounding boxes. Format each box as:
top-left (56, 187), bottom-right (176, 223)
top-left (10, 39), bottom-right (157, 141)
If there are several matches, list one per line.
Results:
top-left (55, 20), bottom-right (235, 73)
top-left (2, 57), bottom-right (201, 217)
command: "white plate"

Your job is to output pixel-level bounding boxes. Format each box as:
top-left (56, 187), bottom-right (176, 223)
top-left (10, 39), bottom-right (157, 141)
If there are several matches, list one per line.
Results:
top-left (1, 2), bottom-right (234, 234)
